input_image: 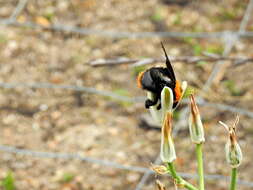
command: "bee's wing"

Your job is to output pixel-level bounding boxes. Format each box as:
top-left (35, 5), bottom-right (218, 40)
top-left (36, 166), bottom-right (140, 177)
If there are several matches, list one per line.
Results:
top-left (150, 68), bottom-right (175, 89)
top-left (161, 42), bottom-right (176, 81)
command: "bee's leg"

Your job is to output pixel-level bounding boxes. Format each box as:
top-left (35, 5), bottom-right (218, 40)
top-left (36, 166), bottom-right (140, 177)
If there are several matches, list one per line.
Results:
top-left (157, 103), bottom-right (161, 110)
top-left (145, 94), bottom-right (159, 108)
top-left (156, 93), bottom-right (162, 110)
top-left (145, 99), bottom-right (156, 108)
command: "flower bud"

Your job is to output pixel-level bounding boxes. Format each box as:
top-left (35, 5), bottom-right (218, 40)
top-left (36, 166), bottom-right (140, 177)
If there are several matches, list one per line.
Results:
top-left (225, 139), bottom-right (242, 168)
top-left (147, 86), bottom-right (174, 125)
top-left (219, 116), bottom-right (242, 168)
top-left (160, 112), bottom-right (177, 163)
top-left (161, 87), bottom-right (174, 121)
top-left (188, 95), bottom-right (205, 144)
top-left (147, 81), bottom-right (188, 125)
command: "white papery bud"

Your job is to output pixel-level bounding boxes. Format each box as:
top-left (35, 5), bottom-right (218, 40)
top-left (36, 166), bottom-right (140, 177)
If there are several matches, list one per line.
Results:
top-left (219, 116), bottom-right (243, 168)
top-left (160, 112), bottom-right (177, 163)
top-left (188, 95), bottom-right (205, 144)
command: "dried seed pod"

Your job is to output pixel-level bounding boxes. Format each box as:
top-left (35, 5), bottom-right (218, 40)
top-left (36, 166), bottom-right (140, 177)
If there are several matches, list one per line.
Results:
top-left (188, 95), bottom-right (205, 144)
top-left (160, 112), bottom-right (177, 163)
top-left (219, 116), bottom-right (243, 168)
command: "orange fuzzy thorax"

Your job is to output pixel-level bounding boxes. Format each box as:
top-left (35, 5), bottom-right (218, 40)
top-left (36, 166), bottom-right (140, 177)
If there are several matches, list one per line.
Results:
top-left (174, 80), bottom-right (182, 102)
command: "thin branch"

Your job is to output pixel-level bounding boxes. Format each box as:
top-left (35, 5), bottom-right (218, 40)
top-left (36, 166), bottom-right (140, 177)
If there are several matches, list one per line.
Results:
top-left (0, 144), bottom-right (148, 173)
top-left (183, 97), bottom-right (253, 119)
top-left (9, 0), bottom-right (28, 21)
top-left (203, 0), bottom-right (253, 91)
top-left (0, 82), bottom-right (140, 103)
top-left (88, 56), bottom-right (253, 67)
top-left (1, 19), bottom-right (253, 39)
top-left (0, 144), bottom-right (252, 187)
top-left (0, 82), bottom-right (252, 118)
top-left (239, 0), bottom-right (253, 32)
top-left (135, 156), bottom-right (161, 190)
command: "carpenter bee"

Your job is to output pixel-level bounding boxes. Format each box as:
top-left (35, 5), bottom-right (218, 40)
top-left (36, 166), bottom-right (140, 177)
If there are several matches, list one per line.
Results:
top-left (137, 42), bottom-right (182, 110)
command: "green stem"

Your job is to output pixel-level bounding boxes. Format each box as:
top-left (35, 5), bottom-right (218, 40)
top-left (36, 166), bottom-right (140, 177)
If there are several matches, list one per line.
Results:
top-left (196, 143), bottom-right (205, 190)
top-left (167, 162), bottom-right (199, 190)
top-left (230, 168), bottom-right (237, 190)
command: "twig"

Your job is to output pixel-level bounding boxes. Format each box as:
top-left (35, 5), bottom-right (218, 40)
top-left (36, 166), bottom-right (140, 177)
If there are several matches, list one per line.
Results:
top-left (0, 144), bottom-right (252, 187)
top-left (203, 34), bottom-right (237, 91)
top-left (0, 82), bottom-right (252, 118)
top-left (203, 0), bottom-right (253, 91)
top-left (0, 145), bottom-right (148, 173)
top-left (0, 82), bottom-right (140, 103)
top-left (197, 100), bottom-right (253, 118)
top-left (8, 0), bottom-right (28, 21)
top-left (88, 56), bottom-right (253, 67)
top-left (1, 19), bottom-right (253, 39)
top-left (135, 156), bottom-right (161, 190)
top-left (239, 0), bottom-right (253, 33)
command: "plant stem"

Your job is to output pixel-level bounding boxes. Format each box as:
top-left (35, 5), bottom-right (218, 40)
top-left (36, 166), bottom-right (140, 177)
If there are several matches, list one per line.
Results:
top-left (167, 162), bottom-right (199, 190)
top-left (230, 168), bottom-right (237, 190)
top-left (196, 143), bottom-right (205, 190)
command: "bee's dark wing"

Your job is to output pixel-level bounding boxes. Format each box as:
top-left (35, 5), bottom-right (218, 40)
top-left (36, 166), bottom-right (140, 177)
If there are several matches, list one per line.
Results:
top-left (150, 68), bottom-right (175, 89)
top-left (161, 42), bottom-right (176, 81)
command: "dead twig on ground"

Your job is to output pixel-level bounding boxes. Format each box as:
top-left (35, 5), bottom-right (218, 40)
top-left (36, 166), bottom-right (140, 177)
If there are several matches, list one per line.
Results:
top-left (0, 82), bottom-right (252, 118)
top-left (0, 144), bottom-right (252, 187)
top-left (203, 0), bottom-right (253, 91)
top-left (1, 19), bottom-right (253, 39)
top-left (88, 56), bottom-right (253, 67)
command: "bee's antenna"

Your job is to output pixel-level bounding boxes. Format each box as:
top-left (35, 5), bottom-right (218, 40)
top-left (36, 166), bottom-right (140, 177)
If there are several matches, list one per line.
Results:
top-left (161, 42), bottom-right (176, 81)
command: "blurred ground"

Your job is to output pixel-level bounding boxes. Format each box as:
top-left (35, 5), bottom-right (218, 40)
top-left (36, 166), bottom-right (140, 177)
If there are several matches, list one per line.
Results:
top-left (0, 0), bottom-right (253, 189)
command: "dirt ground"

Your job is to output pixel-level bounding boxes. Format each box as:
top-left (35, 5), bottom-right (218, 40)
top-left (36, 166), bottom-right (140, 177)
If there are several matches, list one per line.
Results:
top-left (0, 0), bottom-right (253, 189)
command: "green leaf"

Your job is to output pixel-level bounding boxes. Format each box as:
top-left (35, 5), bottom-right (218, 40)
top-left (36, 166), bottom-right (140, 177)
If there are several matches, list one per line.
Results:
top-left (173, 12), bottom-right (182, 25)
top-left (132, 65), bottom-right (146, 77)
top-left (151, 12), bottom-right (162, 22)
top-left (1, 172), bottom-right (15, 190)
top-left (113, 88), bottom-right (130, 97)
top-left (0, 33), bottom-right (7, 44)
top-left (223, 80), bottom-right (243, 96)
top-left (219, 9), bottom-right (238, 21)
top-left (43, 13), bottom-right (54, 21)
top-left (205, 45), bottom-right (224, 55)
top-left (150, 7), bottom-right (166, 22)
top-left (60, 173), bottom-right (75, 183)
top-left (173, 110), bottom-right (181, 121)
top-left (182, 37), bottom-right (195, 45)
top-left (196, 61), bottom-right (208, 67)
top-left (193, 44), bottom-right (203, 56)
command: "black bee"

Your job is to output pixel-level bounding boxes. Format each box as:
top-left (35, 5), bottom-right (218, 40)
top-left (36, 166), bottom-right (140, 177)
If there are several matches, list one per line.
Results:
top-left (137, 42), bottom-right (182, 110)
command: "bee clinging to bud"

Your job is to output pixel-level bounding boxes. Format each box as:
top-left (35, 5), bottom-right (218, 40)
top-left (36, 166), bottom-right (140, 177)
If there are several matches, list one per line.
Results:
top-left (137, 42), bottom-right (182, 110)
